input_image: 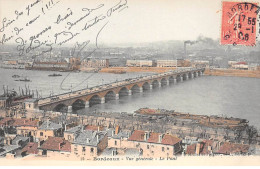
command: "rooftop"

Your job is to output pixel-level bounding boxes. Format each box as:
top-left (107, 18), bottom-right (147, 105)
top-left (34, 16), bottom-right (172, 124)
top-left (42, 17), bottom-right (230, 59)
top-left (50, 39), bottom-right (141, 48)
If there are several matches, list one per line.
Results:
top-left (21, 142), bottom-right (38, 154)
top-left (39, 121), bottom-right (62, 130)
top-left (40, 137), bottom-right (71, 152)
top-left (73, 130), bottom-right (107, 146)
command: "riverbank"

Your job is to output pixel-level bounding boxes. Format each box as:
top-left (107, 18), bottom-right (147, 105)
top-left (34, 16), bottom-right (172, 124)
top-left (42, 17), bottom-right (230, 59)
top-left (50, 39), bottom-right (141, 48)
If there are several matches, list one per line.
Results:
top-left (99, 67), bottom-right (176, 73)
top-left (204, 68), bottom-right (260, 78)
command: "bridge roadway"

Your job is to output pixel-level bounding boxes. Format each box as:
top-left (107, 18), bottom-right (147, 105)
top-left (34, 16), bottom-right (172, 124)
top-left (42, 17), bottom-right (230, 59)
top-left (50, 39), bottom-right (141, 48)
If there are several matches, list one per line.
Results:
top-left (31, 68), bottom-right (205, 112)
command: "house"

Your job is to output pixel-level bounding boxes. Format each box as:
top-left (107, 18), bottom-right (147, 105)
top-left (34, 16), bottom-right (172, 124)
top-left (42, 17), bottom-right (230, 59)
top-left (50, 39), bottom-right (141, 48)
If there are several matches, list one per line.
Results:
top-left (64, 125), bottom-right (82, 142)
top-left (185, 140), bottom-right (250, 156)
top-left (21, 142), bottom-right (39, 156)
top-left (0, 118), bottom-right (40, 137)
top-left (186, 140), bottom-right (216, 156)
top-left (38, 136), bottom-right (71, 157)
top-left (216, 142), bottom-right (249, 155)
top-left (36, 120), bottom-right (63, 141)
top-left (0, 135), bottom-right (29, 157)
top-left (71, 130), bottom-right (108, 160)
top-left (101, 147), bottom-right (140, 157)
top-left (127, 130), bottom-right (182, 158)
top-left (107, 126), bottom-right (131, 149)
top-left (14, 118), bottom-right (41, 141)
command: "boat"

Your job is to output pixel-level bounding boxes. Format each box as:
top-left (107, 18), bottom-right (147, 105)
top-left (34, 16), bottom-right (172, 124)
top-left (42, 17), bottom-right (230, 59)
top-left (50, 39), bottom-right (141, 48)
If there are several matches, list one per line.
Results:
top-left (48, 73), bottom-right (62, 77)
top-left (12, 75), bottom-right (20, 78)
top-left (15, 77), bottom-right (31, 82)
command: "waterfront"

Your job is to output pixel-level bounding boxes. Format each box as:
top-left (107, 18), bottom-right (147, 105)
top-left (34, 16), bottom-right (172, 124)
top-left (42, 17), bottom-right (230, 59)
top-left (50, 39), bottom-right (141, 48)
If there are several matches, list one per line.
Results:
top-left (1, 68), bottom-right (260, 129)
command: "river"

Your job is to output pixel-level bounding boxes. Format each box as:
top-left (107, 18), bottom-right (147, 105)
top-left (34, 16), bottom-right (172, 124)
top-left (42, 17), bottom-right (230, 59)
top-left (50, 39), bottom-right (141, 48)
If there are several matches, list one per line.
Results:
top-left (1, 68), bottom-right (260, 129)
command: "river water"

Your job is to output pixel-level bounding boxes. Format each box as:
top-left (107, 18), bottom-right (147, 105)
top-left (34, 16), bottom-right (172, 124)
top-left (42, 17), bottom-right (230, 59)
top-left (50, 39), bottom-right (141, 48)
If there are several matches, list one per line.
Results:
top-left (1, 68), bottom-right (260, 129)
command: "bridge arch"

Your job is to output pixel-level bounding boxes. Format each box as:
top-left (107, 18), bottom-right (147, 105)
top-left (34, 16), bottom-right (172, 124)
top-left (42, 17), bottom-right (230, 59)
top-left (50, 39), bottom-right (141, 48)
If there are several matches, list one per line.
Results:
top-left (53, 103), bottom-right (68, 113)
top-left (160, 78), bottom-right (168, 87)
top-left (151, 79), bottom-right (159, 88)
top-left (89, 95), bottom-right (102, 107)
top-left (142, 82), bottom-right (150, 91)
top-left (176, 75), bottom-right (181, 82)
top-left (193, 71), bottom-right (197, 77)
top-left (71, 99), bottom-right (85, 111)
top-left (169, 76), bottom-right (175, 84)
top-left (188, 72), bottom-right (192, 79)
top-left (118, 87), bottom-right (129, 98)
top-left (131, 84), bottom-right (141, 94)
top-left (182, 73), bottom-right (188, 81)
top-left (104, 91), bottom-right (117, 102)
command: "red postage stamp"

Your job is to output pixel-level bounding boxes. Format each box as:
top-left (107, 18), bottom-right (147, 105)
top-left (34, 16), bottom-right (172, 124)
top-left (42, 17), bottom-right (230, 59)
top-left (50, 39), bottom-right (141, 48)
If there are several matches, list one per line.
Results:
top-left (221, 1), bottom-right (259, 46)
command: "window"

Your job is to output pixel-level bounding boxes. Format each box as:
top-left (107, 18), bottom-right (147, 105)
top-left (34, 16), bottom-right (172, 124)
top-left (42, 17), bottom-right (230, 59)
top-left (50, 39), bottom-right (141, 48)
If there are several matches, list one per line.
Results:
top-left (82, 147), bottom-right (86, 152)
top-left (68, 135), bottom-right (71, 140)
top-left (162, 147), bottom-right (165, 152)
top-left (40, 132), bottom-right (43, 136)
top-left (147, 145), bottom-right (149, 149)
top-left (115, 140), bottom-right (117, 146)
top-left (91, 148), bottom-right (94, 153)
top-left (167, 147), bottom-right (169, 150)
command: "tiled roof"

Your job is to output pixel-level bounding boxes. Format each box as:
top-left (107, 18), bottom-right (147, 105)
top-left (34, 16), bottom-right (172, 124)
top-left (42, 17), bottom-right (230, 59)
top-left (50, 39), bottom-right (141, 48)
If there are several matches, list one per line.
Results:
top-left (85, 125), bottom-right (104, 131)
top-left (73, 130), bottom-right (106, 146)
top-left (0, 118), bottom-right (13, 126)
top-left (0, 145), bottom-right (20, 156)
top-left (21, 142), bottom-right (38, 154)
top-left (12, 118), bottom-right (39, 127)
top-left (186, 140), bottom-right (214, 155)
top-left (0, 118), bottom-right (39, 127)
top-left (128, 130), bottom-right (181, 146)
top-left (64, 125), bottom-right (82, 134)
top-left (12, 136), bottom-right (29, 145)
top-left (161, 134), bottom-right (182, 146)
top-left (39, 121), bottom-right (62, 130)
top-left (186, 143), bottom-right (196, 155)
top-left (147, 133), bottom-right (160, 143)
top-left (128, 130), bottom-right (145, 142)
top-left (217, 142), bottom-right (249, 155)
top-left (40, 137), bottom-right (71, 152)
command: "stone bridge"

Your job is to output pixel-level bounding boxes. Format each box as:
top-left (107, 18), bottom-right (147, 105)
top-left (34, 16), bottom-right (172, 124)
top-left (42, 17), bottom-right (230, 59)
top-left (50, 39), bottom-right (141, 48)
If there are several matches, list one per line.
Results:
top-left (31, 68), bottom-right (204, 112)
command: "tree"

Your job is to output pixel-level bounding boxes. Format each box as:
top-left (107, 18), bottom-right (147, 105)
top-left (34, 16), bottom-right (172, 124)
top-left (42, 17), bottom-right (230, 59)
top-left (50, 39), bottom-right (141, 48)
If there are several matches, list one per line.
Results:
top-left (246, 126), bottom-right (258, 144)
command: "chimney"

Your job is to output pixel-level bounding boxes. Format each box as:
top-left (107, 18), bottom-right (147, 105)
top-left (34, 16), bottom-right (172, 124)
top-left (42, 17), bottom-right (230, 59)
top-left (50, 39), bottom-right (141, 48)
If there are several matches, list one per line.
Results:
top-left (159, 134), bottom-right (163, 143)
top-left (98, 126), bottom-right (100, 132)
top-left (96, 134), bottom-right (99, 142)
top-left (195, 143), bottom-right (201, 155)
top-left (58, 143), bottom-right (61, 150)
top-left (65, 124), bottom-right (67, 131)
top-left (38, 141), bottom-right (41, 148)
top-left (144, 133), bottom-right (147, 141)
top-left (86, 138), bottom-right (90, 143)
top-left (112, 130), bottom-right (115, 137)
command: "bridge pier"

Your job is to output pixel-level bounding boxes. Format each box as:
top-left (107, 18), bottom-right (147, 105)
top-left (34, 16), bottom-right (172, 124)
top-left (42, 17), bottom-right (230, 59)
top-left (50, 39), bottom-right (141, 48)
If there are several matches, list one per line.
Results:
top-left (115, 94), bottom-right (119, 100)
top-left (158, 82), bottom-right (161, 88)
top-left (139, 87), bottom-right (143, 93)
top-left (180, 76), bottom-right (183, 82)
top-left (68, 106), bottom-right (72, 113)
top-left (101, 97), bottom-right (105, 104)
top-left (174, 78), bottom-right (177, 84)
top-left (195, 72), bottom-right (198, 77)
top-left (185, 74), bottom-right (189, 80)
top-left (166, 80), bottom-right (170, 86)
top-left (85, 101), bottom-right (89, 108)
top-left (149, 84), bottom-right (153, 90)
top-left (128, 90), bottom-right (132, 95)
top-left (191, 73), bottom-right (194, 79)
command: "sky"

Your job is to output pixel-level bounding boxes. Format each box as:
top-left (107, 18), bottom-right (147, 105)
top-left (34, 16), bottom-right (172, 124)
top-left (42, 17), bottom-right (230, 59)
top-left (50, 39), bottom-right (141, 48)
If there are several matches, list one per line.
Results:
top-left (0, 0), bottom-right (229, 45)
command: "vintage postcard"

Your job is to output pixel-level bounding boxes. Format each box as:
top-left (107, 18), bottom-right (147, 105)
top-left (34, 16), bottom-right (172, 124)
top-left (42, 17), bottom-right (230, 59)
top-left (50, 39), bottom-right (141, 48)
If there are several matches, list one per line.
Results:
top-left (0, 0), bottom-right (260, 166)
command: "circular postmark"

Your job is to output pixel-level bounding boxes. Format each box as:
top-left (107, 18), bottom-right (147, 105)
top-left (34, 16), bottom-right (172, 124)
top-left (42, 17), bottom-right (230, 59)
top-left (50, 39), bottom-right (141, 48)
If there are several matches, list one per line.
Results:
top-left (221, 2), bottom-right (260, 46)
